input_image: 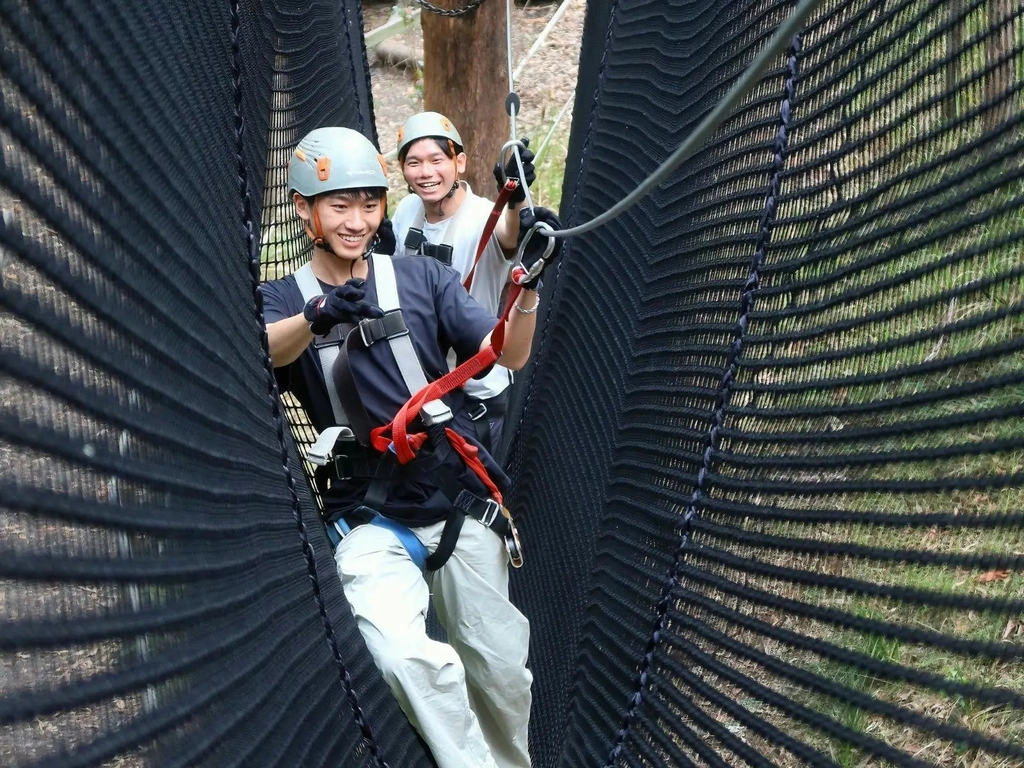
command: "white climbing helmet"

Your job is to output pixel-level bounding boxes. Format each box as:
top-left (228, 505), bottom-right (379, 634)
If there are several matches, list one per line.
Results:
top-left (288, 127), bottom-right (388, 198)
top-left (396, 112), bottom-right (464, 159)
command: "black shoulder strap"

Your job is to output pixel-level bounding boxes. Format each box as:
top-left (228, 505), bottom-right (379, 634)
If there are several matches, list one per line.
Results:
top-left (333, 325), bottom-right (376, 446)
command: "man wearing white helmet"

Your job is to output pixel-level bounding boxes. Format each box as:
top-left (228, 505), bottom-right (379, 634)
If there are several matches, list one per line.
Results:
top-left (259, 126), bottom-right (561, 768)
top-left (391, 112), bottom-right (537, 460)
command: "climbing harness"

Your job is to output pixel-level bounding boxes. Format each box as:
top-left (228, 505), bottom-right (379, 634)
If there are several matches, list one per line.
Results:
top-left (362, 252), bottom-right (525, 568)
top-left (295, 260), bottom-right (435, 568)
top-left (304, 253), bottom-right (526, 571)
top-left (403, 181), bottom-right (472, 266)
top-left (357, 245), bottom-right (544, 567)
top-left (294, 263), bottom-right (350, 426)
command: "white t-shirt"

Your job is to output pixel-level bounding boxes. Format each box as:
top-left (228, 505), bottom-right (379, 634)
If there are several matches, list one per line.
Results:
top-left (392, 182), bottom-right (514, 400)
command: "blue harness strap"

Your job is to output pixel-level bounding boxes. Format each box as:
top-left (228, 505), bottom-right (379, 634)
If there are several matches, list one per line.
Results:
top-left (326, 514), bottom-right (429, 572)
top-left (369, 514), bottom-right (429, 571)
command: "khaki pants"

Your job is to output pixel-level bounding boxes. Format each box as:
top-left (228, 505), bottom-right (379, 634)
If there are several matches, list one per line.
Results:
top-left (334, 516), bottom-right (533, 768)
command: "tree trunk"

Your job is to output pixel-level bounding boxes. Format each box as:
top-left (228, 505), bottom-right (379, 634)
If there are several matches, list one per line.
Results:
top-left (422, 0), bottom-right (509, 196)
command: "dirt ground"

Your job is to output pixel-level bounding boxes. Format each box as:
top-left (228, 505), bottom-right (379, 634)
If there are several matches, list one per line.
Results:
top-left (360, 0), bottom-right (585, 199)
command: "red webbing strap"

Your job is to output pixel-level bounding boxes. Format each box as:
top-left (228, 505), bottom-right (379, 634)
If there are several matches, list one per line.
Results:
top-left (371, 283), bottom-right (524, 466)
top-left (462, 179), bottom-right (517, 291)
top-left (445, 428), bottom-right (503, 503)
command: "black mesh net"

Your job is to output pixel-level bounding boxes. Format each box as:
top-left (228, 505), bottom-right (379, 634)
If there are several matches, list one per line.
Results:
top-left (506, 0), bottom-right (1024, 765)
top-left (256, 0), bottom-right (378, 516)
top-left (0, 0), bottom-right (428, 765)
top-left (3, 0), bottom-right (1024, 765)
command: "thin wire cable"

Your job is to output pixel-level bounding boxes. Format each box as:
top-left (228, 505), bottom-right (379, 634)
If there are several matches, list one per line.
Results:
top-left (548, 0), bottom-right (822, 239)
top-left (506, 0), bottom-right (515, 127)
top-left (505, 0), bottom-right (536, 211)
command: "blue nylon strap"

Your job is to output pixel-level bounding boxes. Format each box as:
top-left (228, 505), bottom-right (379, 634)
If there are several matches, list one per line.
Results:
top-left (369, 515), bottom-right (429, 571)
top-left (325, 515), bottom-right (429, 572)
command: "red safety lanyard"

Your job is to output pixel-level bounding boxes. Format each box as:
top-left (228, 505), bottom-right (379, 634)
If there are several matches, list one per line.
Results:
top-left (371, 278), bottom-right (524, 501)
top-left (462, 179), bottom-right (517, 291)
top-left (370, 177), bottom-right (524, 499)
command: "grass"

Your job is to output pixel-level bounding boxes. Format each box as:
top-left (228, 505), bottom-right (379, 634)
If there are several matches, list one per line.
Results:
top-left (527, 101), bottom-right (574, 213)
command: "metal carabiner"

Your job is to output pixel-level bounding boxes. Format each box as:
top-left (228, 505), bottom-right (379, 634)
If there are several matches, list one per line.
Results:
top-left (511, 218), bottom-right (556, 286)
top-left (505, 521), bottom-right (524, 568)
top-left (497, 139), bottom-right (535, 211)
top-left (497, 139), bottom-right (527, 186)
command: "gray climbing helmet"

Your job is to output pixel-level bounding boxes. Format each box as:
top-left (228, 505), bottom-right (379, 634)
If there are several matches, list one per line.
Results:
top-left (396, 112), bottom-right (464, 159)
top-left (288, 127), bottom-right (388, 198)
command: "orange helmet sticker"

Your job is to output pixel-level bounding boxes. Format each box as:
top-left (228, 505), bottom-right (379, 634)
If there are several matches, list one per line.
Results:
top-left (294, 148), bottom-right (307, 162)
top-left (396, 127), bottom-right (404, 145)
top-left (440, 117), bottom-right (451, 132)
top-left (316, 157), bottom-right (330, 181)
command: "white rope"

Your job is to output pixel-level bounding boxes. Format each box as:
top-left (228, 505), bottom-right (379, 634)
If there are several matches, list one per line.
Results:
top-left (533, 91), bottom-right (575, 167)
top-left (512, 0), bottom-right (573, 82)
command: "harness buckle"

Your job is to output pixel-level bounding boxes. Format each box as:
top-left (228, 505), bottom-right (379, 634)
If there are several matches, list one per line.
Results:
top-left (358, 317), bottom-right (378, 347)
top-left (405, 227), bottom-right (427, 252)
top-left (330, 455), bottom-right (353, 481)
top-left (359, 309), bottom-right (408, 347)
top-left (479, 498), bottom-right (502, 528)
top-left (467, 401), bottom-right (488, 421)
top-left (421, 399), bottom-right (454, 426)
top-left (424, 242), bottom-right (454, 266)
top-left (312, 322), bottom-right (345, 349)
top-left (308, 425), bottom-right (357, 466)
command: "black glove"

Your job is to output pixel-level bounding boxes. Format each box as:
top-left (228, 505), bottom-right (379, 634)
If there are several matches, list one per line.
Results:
top-left (303, 278), bottom-right (384, 335)
top-left (517, 207), bottom-right (562, 290)
top-left (493, 137), bottom-right (536, 205)
top-left (375, 218), bottom-right (397, 256)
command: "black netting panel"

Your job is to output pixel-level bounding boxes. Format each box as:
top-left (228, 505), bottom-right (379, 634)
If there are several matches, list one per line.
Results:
top-left (0, 0), bottom-right (427, 765)
top-left (256, 0), bottom-right (379, 513)
top-left (5, 0), bottom-right (1024, 764)
top-left (507, 0), bottom-right (1024, 765)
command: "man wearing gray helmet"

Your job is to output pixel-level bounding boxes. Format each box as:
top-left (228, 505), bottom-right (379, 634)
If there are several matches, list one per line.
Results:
top-left (259, 126), bottom-right (561, 768)
top-left (391, 112), bottom-right (537, 460)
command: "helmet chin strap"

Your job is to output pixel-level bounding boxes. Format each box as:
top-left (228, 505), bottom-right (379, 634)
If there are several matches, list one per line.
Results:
top-left (438, 160), bottom-right (460, 217)
top-left (364, 193), bottom-right (388, 259)
top-left (306, 197), bottom-right (336, 255)
top-left (363, 234), bottom-right (379, 260)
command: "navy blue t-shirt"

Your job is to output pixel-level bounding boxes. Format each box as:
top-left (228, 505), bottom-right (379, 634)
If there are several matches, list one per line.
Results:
top-left (259, 256), bottom-right (509, 525)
